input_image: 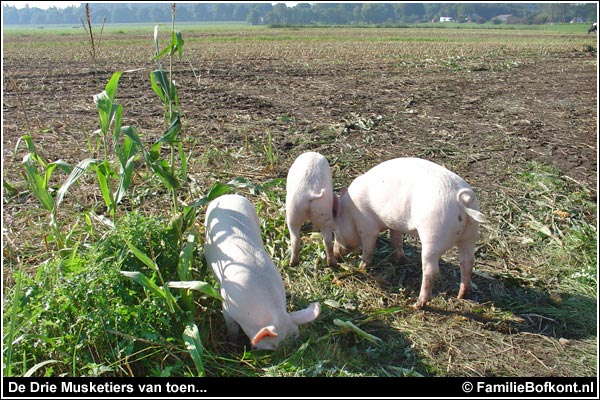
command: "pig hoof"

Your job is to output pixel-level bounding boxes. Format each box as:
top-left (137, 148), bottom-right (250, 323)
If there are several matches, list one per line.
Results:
top-left (327, 259), bottom-right (338, 268)
top-left (413, 298), bottom-right (428, 309)
top-left (397, 254), bottom-right (409, 264)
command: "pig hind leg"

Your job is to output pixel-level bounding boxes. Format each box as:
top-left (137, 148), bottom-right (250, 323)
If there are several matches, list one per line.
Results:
top-left (414, 244), bottom-right (442, 309)
top-left (390, 230), bottom-right (407, 263)
top-left (287, 214), bottom-right (303, 267)
top-left (456, 238), bottom-right (476, 300)
top-left (320, 225), bottom-right (337, 268)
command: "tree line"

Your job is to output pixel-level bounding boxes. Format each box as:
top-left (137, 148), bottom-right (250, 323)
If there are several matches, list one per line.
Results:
top-left (2, 3), bottom-right (597, 26)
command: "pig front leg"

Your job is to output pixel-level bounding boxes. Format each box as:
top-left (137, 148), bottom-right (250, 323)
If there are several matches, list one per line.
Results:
top-left (358, 231), bottom-right (378, 270)
top-left (333, 240), bottom-right (347, 259)
top-left (223, 309), bottom-right (240, 343)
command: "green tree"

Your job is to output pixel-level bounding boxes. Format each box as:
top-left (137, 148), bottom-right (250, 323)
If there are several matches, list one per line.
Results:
top-left (191, 3), bottom-right (208, 21)
top-left (361, 3), bottom-right (394, 24)
top-left (246, 9), bottom-right (260, 25)
top-left (149, 6), bottom-right (168, 22)
top-left (395, 3), bottom-right (425, 23)
top-left (209, 3), bottom-right (234, 21)
top-left (232, 4), bottom-right (249, 21)
top-left (3, 6), bottom-right (19, 24)
top-left (272, 3), bottom-right (289, 24)
top-left (291, 3), bottom-right (314, 24)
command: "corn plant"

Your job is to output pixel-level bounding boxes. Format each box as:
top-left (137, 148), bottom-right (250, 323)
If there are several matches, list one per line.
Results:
top-left (54, 71), bottom-right (140, 220)
top-left (150, 3), bottom-right (186, 212)
top-left (16, 135), bottom-right (72, 250)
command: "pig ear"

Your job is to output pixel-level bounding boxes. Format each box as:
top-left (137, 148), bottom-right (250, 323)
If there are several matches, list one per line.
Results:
top-left (289, 302), bottom-right (321, 325)
top-left (251, 326), bottom-right (278, 347)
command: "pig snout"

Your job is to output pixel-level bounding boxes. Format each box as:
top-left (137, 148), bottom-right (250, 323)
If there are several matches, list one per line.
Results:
top-left (286, 152), bottom-right (336, 268)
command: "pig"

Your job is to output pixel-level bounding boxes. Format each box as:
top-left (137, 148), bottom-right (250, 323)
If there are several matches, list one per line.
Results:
top-left (204, 194), bottom-right (320, 350)
top-left (332, 157), bottom-right (486, 309)
top-left (285, 151), bottom-right (337, 268)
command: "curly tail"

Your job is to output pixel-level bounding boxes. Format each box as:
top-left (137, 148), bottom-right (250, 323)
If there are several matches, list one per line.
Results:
top-left (310, 188), bottom-right (326, 200)
top-left (457, 188), bottom-right (487, 223)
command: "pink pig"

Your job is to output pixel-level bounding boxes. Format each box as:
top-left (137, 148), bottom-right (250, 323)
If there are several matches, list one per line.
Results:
top-left (204, 194), bottom-right (320, 350)
top-left (286, 152), bottom-right (336, 267)
top-left (333, 157), bottom-right (486, 309)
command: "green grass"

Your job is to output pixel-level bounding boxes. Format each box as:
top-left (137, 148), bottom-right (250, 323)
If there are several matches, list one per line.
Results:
top-left (3, 211), bottom-right (206, 377)
top-left (4, 157), bottom-right (596, 377)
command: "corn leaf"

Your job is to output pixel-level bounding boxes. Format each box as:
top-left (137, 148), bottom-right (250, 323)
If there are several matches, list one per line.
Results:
top-left (22, 154), bottom-right (54, 211)
top-left (92, 161), bottom-right (115, 213)
top-left (120, 271), bottom-right (167, 302)
top-left (16, 135), bottom-right (46, 166)
top-left (157, 113), bottom-right (181, 144)
top-left (183, 321), bottom-right (205, 377)
top-left (24, 360), bottom-right (60, 377)
top-left (124, 240), bottom-right (159, 273)
top-left (150, 69), bottom-right (170, 103)
top-left (333, 319), bottom-right (383, 345)
top-left (177, 230), bottom-right (196, 281)
top-left (178, 142), bottom-right (188, 182)
top-left (104, 71), bottom-right (123, 101)
top-left (191, 182), bottom-right (230, 207)
top-left (56, 158), bottom-right (97, 208)
top-left (112, 103), bottom-right (124, 155)
top-left (121, 126), bottom-right (179, 190)
top-left (114, 154), bottom-right (136, 205)
top-left (172, 30), bottom-right (183, 60)
top-left (153, 45), bottom-right (172, 62)
top-left (167, 281), bottom-right (223, 301)
top-left (153, 24), bottom-right (160, 64)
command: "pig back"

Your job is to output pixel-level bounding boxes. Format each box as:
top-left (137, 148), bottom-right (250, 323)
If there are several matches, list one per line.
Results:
top-left (205, 194), bottom-right (264, 250)
top-left (349, 158), bottom-right (475, 232)
top-left (204, 194), bottom-right (290, 331)
top-left (286, 152), bottom-right (333, 203)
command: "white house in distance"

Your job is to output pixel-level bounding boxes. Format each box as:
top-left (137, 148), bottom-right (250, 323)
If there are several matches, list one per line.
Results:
top-left (439, 16), bottom-right (454, 22)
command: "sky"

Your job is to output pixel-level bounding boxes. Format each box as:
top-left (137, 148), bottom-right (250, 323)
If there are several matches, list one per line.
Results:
top-left (4, 1), bottom-right (81, 8)
top-left (3, 1), bottom-right (303, 9)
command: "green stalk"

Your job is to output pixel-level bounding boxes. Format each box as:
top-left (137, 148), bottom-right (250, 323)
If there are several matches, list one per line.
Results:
top-left (169, 3), bottom-right (177, 213)
top-left (49, 211), bottom-right (65, 250)
top-left (170, 3), bottom-right (176, 120)
top-left (3, 264), bottom-right (24, 376)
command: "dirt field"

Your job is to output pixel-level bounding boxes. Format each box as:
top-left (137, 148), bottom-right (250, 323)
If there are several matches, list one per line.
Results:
top-left (2, 26), bottom-right (598, 377)
top-left (3, 29), bottom-right (597, 189)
